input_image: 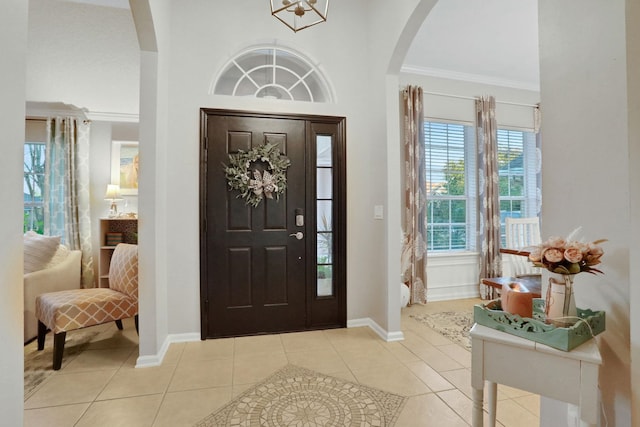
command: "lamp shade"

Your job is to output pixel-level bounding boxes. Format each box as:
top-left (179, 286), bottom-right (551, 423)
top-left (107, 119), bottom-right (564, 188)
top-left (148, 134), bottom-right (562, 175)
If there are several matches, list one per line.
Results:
top-left (270, 0), bottom-right (329, 32)
top-left (105, 184), bottom-right (122, 200)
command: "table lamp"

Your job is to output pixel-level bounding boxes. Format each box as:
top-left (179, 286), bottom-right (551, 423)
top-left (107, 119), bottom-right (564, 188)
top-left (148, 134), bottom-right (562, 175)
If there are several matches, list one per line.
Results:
top-left (105, 184), bottom-right (123, 218)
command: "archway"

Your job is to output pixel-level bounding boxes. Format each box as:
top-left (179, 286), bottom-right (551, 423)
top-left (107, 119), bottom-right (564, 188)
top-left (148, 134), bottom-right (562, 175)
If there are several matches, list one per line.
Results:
top-left (383, 0), bottom-right (439, 336)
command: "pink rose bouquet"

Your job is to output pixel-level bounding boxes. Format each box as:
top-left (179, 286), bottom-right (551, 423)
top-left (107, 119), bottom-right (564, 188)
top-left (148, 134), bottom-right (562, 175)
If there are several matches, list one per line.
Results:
top-left (528, 229), bottom-right (606, 275)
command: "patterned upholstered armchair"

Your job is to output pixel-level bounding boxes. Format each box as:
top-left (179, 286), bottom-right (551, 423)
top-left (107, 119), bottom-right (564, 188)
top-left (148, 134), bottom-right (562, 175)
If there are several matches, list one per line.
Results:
top-left (35, 243), bottom-right (138, 370)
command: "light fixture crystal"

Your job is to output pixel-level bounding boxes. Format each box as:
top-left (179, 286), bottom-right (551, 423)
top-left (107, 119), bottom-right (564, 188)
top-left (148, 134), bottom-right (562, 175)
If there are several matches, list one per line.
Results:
top-left (270, 0), bottom-right (329, 32)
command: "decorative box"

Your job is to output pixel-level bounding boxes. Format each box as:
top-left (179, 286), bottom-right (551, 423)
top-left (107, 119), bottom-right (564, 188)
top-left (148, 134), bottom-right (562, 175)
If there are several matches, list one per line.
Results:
top-left (105, 232), bottom-right (123, 246)
top-left (473, 298), bottom-right (605, 352)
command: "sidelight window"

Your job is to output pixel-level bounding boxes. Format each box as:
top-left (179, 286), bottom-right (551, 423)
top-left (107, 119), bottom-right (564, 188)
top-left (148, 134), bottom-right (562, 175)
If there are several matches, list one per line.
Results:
top-left (316, 135), bottom-right (333, 297)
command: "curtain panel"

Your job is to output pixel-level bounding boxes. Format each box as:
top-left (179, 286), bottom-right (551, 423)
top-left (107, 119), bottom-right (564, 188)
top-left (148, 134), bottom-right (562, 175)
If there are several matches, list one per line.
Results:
top-left (401, 86), bottom-right (427, 305)
top-left (534, 104), bottom-right (543, 216)
top-left (476, 96), bottom-right (501, 299)
top-left (45, 117), bottom-right (94, 288)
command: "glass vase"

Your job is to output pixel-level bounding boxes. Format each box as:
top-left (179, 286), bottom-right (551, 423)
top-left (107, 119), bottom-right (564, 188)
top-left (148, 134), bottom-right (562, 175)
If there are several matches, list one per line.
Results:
top-left (545, 274), bottom-right (577, 327)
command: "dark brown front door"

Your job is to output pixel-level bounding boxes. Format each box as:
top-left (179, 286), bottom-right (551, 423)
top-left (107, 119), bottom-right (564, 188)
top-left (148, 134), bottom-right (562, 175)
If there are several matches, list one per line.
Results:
top-left (199, 109), bottom-right (346, 338)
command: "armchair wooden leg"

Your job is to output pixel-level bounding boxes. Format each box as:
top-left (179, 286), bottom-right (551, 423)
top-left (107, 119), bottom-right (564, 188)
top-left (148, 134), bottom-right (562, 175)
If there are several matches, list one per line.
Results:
top-left (37, 321), bottom-right (47, 351)
top-left (115, 319), bottom-right (124, 330)
top-left (52, 332), bottom-right (67, 371)
top-left (134, 315), bottom-right (139, 335)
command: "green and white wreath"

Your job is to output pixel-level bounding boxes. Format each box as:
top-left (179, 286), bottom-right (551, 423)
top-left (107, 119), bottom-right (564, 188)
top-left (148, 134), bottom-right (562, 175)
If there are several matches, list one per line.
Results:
top-left (224, 142), bottom-right (291, 207)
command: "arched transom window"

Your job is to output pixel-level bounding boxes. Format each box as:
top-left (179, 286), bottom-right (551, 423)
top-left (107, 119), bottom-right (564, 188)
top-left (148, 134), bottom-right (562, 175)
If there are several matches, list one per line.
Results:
top-left (213, 47), bottom-right (332, 103)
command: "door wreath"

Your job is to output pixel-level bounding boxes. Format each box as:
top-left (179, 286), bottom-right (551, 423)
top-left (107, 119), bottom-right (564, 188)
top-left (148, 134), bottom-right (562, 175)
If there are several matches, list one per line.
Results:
top-left (224, 142), bottom-right (291, 207)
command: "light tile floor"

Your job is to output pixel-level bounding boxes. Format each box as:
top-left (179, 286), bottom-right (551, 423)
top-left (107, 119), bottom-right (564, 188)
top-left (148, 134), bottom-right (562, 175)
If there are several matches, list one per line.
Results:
top-left (24, 298), bottom-right (540, 426)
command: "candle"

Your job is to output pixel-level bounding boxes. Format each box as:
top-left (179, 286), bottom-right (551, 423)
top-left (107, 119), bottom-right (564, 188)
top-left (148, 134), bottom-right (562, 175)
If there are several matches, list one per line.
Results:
top-left (501, 282), bottom-right (533, 318)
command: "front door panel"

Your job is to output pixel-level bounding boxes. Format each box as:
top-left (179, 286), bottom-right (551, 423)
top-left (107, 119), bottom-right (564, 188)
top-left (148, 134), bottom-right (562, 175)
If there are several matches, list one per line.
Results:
top-left (200, 110), bottom-right (346, 339)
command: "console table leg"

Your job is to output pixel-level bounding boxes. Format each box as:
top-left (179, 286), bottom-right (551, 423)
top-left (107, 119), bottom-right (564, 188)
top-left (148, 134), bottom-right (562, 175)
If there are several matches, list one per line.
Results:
top-left (472, 387), bottom-right (484, 427)
top-left (487, 381), bottom-right (497, 427)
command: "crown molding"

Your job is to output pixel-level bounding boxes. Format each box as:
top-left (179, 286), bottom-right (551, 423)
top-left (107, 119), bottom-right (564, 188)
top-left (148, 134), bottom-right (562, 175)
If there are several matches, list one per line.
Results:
top-left (26, 102), bottom-right (88, 120)
top-left (26, 102), bottom-right (139, 123)
top-left (85, 111), bottom-right (139, 123)
top-left (62, 0), bottom-right (130, 9)
top-left (400, 65), bottom-right (540, 92)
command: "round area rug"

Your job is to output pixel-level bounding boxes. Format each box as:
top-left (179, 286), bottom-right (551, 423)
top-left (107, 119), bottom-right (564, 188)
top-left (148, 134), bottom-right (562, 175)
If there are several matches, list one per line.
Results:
top-left (195, 364), bottom-right (407, 427)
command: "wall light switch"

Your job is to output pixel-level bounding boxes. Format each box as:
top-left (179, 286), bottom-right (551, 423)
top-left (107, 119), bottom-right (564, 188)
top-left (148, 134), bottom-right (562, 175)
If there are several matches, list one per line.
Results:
top-left (374, 205), bottom-right (384, 220)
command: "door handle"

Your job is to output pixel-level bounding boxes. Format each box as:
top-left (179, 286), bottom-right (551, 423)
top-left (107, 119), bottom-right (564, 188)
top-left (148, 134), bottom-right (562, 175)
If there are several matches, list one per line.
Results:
top-left (289, 232), bottom-right (304, 240)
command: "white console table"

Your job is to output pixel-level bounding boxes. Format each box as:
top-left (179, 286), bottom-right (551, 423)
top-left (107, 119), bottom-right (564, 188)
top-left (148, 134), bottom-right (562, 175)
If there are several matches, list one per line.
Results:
top-left (470, 324), bottom-right (601, 427)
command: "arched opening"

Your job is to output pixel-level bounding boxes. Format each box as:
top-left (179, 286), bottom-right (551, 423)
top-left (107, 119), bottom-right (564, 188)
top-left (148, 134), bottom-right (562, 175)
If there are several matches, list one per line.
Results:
top-left (385, 0), bottom-right (540, 334)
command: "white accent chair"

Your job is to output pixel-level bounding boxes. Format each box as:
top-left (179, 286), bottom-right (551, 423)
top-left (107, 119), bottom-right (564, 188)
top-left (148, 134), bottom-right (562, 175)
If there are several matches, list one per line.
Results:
top-left (24, 232), bottom-right (82, 343)
top-left (36, 244), bottom-right (138, 370)
top-left (503, 217), bottom-right (541, 277)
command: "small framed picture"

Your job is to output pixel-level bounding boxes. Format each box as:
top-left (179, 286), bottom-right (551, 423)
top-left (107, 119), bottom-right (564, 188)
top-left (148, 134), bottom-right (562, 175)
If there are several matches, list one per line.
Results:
top-left (111, 141), bottom-right (139, 195)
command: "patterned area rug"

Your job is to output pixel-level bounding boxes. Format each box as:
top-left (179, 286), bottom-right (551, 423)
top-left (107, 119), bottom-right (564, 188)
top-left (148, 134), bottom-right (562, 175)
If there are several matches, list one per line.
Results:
top-left (24, 328), bottom-right (100, 400)
top-left (195, 364), bottom-right (408, 427)
top-left (410, 311), bottom-right (474, 350)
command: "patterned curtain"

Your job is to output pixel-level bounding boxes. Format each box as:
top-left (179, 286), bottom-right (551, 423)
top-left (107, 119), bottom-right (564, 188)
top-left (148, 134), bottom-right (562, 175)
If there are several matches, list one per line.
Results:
top-left (44, 117), bottom-right (94, 288)
top-left (476, 96), bottom-right (501, 299)
top-left (534, 104), bottom-right (543, 216)
top-left (401, 86), bottom-right (427, 305)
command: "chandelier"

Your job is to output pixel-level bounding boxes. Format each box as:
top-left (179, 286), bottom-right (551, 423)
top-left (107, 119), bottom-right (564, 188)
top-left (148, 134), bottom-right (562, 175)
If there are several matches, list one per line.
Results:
top-left (270, 0), bottom-right (329, 32)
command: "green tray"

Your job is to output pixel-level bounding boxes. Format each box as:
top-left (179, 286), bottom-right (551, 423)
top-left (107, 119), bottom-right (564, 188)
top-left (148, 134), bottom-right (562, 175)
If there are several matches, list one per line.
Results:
top-left (473, 298), bottom-right (605, 351)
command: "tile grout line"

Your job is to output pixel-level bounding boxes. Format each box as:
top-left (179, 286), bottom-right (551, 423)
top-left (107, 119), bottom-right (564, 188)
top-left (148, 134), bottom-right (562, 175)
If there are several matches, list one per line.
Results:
top-left (26, 301), bottom-right (539, 427)
top-left (72, 350), bottom-right (123, 427)
top-left (148, 342), bottom-right (185, 427)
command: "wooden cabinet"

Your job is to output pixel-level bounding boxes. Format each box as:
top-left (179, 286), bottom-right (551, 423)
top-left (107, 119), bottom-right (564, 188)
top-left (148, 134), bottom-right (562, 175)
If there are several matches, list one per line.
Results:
top-left (99, 218), bottom-right (138, 288)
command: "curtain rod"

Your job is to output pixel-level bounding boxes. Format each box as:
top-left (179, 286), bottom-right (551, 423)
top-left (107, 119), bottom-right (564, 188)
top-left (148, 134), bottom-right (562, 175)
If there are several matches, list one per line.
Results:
top-left (26, 116), bottom-right (91, 124)
top-left (422, 90), bottom-right (539, 108)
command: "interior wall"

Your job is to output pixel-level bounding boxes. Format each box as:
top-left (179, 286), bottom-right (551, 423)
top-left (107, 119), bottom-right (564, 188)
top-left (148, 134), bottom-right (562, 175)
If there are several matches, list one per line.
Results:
top-left (627, 0), bottom-right (640, 422)
top-left (367, 0), bottom-right (427, 334)
top-left (538, 0), bottom-right (632, 425)
top-left (27, 0), bottom-right (139, 116)
top-left (88, 121), bottom-right (114, 285)
top-left (133, 0), bottom-right (172, 361)
top-left (162, 0), bottom-right (392, 335)
top-left (15, 2), bottom-right (638, 424)
top-left (22, 0), bottom-right (438, 359)
top-left (400, 74), bottom-right (540, 126)
top-left (88, 121), bottom-right (140, 287)
top-left (27, 2), bottom-right (141, 288)
top-left (1, 2), bottom-right (28, 425)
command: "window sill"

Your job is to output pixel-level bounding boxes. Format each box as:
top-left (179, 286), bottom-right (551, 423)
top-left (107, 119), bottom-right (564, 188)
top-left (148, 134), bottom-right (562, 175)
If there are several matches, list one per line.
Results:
top-left (428, 251), bottom-right (479, 258)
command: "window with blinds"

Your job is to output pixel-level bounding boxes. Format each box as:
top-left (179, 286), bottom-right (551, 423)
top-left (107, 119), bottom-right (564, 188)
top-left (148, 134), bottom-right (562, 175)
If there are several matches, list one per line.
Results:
top-left (424, 122), bottom-right (476, 251)
top-left (497, 128), bottom-right (538, 245)
top-left (424, 121), bottom-right (538, 252)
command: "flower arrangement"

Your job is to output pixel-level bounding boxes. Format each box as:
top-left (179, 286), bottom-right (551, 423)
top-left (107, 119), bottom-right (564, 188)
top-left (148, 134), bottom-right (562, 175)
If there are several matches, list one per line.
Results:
top-left (224, 142), bottom-right (291, 207)
top-left (528, 229), bottom-right (606, 276)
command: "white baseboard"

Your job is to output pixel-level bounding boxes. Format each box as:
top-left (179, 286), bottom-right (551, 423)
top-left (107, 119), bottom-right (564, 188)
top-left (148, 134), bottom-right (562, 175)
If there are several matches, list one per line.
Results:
top-left (348, 317), bottom-right (405, 342)
top-left (135, 318), bottom-right (411, 367)
top-left (427, 284), bottom-right (480, 302)
top-left (135, 332), bottom-right (200, 368)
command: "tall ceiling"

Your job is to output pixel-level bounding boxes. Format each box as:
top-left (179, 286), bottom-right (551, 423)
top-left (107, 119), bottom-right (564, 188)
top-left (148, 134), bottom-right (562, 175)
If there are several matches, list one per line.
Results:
top-left (403, 0), bottom-right (540, 91)
top-left (61, 0), bottom-right (540, 92)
